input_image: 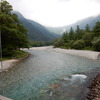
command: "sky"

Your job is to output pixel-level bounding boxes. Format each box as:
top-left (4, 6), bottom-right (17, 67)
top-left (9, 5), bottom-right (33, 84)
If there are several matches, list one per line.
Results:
top-left (7, 0), bottom-right (100, 27)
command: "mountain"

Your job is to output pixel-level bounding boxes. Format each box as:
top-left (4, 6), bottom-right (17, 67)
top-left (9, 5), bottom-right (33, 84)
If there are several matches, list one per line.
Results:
top-left (47, 14), bottom-right (100, 35)
top-left (12, 11), bottom-right (59, 41)
top-left (28, 19), bottom-right (59, 40)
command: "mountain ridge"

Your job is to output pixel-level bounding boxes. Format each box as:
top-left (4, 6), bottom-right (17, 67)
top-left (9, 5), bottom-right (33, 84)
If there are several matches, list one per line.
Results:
top-left (12, 11), bottom-right (59, 41)
top-left (47, 14), bottom-right (100, 34)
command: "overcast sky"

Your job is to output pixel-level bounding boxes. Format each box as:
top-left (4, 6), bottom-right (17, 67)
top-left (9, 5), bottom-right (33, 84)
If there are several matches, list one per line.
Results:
top-left (7, 0), bottom-right (100, 27)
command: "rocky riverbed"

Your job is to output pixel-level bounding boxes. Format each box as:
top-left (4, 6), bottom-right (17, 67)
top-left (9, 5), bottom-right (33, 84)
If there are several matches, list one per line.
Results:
top-left (38, 68), bottom-right (100, 100)
top-left (87, 73), bottom-right (100, 100)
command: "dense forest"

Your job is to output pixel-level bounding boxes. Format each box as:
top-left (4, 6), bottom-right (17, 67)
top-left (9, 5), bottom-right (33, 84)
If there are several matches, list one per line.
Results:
top-left (54, 22), bottom-right (100, 51)
top-left (0, 0), bottom-right (29, 58)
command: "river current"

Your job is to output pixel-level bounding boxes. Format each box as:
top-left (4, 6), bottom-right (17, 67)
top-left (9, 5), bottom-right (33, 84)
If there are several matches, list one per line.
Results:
top-left (0, 47), bottom-right (100, 100)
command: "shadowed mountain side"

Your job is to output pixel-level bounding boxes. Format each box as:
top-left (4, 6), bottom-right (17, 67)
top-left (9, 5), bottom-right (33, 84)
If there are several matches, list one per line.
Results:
top-left (28, 19), bottom-right (60, 39)
top-left (12, 11), bottom-right (59, 41)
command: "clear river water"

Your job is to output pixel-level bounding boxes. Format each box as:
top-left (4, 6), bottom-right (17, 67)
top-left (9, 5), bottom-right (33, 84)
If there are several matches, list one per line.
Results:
top-left (0, 47), bottom-right (100, 100)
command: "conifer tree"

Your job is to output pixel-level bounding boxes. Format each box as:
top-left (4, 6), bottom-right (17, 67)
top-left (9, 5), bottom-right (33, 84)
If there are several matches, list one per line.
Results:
top-left (0, 0), bottom-right (29, 56)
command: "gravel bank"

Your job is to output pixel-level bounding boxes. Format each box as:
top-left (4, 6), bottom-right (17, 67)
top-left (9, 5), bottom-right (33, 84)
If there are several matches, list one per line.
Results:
top-left (54, 48), bottom-right (100, 60)
top-left (0, 59), bottom-right (18, 72)
top-left (29, 46), bottom-right (100, 60)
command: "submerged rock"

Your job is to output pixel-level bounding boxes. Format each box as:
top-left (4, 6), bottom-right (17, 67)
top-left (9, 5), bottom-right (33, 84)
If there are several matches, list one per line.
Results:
top-left (50, 83), bottom-right (59, 89)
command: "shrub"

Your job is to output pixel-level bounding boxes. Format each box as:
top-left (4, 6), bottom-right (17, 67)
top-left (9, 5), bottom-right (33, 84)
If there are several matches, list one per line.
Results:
top-left (71, 40), bottom-right (85, 50)
top-left (92, 37), bottom-right (100, 51)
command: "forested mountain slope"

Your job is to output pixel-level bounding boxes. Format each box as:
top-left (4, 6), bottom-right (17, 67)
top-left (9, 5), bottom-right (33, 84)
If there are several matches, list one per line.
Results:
top-left (12, 11), bottom-right (59, 41)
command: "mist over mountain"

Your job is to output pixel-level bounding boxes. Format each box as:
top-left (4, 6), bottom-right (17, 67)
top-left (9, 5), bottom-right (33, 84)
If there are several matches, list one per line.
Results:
top-left (12, 11), bottom-right (59, 41)
top-left (12, 11), bottom-right (100, 37)
top-left (47, 14), bottom-right (100, 35)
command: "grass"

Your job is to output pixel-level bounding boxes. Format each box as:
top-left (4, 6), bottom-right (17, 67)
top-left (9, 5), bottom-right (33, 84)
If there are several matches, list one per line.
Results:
top-left (83, 47), bottom-right (94, 51)
top-left (13, 50), bottom-right (29, 59)
top-left (0, 57), bottom-right (11, 61)
top-left (58, 46), bottom-right (95, 51)
top-left (0, 50), bottom-right (29, 61)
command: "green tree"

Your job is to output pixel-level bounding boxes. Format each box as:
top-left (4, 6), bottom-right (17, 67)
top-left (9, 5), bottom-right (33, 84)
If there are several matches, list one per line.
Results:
top-left (92, 37), bottom-right (100, 51)
top-left (0, 0), bottom-right (12, 14)
top-left (54, 38), bottom-right (64, 47)
top-left (76, 25), bottom-right (80, 33)
top-left (93, 21), bottom-right (100, 37)
top-left (71, 39), bottom-right (85, 50)
top-left (69, 27), bottom-right (74, 40)
top-left (0, 0), bottom-right (29, 56)
top-left (82, 32), bottom-right (94, 47)
top-left (62, 31), bottom-right (69, 43)
top-left (75, 25), bottom-right (83, 39)
top-left (85, 24), bottom-right (90, 32)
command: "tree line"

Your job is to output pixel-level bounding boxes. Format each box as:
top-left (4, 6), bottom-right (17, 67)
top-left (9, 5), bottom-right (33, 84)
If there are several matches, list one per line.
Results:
top-left (30, 41), bottom-right (53, 47)
top-left (54, 22), bottom-right (100, 51)
top-left (0, 0), bottom-right (29, 57)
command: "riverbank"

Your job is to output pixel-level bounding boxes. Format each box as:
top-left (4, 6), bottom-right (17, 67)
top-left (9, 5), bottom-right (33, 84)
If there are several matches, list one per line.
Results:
top-left (0, 95), bottom-right (12, 100)
top-left (29, 46), bottom-right (100, 60)
top-left (54, 48), bottom-right (100, 60)
top-left (1, 46), bottom-right (99, 71)
top-left (0, 51), bottom-right (29, 72)
top-left (0, 59), bottom-right (19, 72)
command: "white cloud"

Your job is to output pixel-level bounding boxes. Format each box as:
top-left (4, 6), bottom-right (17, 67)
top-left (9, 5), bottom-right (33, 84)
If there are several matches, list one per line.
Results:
top-left (90, 0), bottom-right (100, 3)
top-left (7, 0), bottom-right (100, 27)
top-left (58, 0), bottom-right (71, 2)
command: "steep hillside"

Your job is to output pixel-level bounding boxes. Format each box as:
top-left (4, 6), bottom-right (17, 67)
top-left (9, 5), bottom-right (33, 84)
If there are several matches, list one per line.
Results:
top-left (12, 11), bottom-right (58, 41)
top-left (28, 19), bottom-right (59, 40)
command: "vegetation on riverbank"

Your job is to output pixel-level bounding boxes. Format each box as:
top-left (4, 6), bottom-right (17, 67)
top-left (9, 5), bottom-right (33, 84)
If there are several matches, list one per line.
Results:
top-left (0, 0), bottom-right (29, 59)
top-left (30, 41), bottom-right (53, 47)
top-left (0, 50), bottom-right (29, 61)
top-left (53, 22), bottom-right (100, 51)
top-left (11, 50), bottom-right (29, 59)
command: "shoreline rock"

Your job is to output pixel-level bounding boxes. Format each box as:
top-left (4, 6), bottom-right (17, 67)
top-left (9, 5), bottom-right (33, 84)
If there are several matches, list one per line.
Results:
top-left (87, 73), bottom-right (100, 100)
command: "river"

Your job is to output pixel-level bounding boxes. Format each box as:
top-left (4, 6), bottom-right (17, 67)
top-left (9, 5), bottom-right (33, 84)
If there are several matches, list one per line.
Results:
top-left (0, 47), bottom-right (100, 100)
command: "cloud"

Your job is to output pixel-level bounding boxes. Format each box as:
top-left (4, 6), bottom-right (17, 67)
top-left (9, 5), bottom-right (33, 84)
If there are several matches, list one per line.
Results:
top-left (89, 0), bottom-right (100, 3)
top-left (59, 0), bottom-right (100, 3)
top-left (58, 0), bottom-right (71, 2)
top-left (95, 0), bottom-right (100, 3)
top-left (7, 0), bottom-right (100, 27)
